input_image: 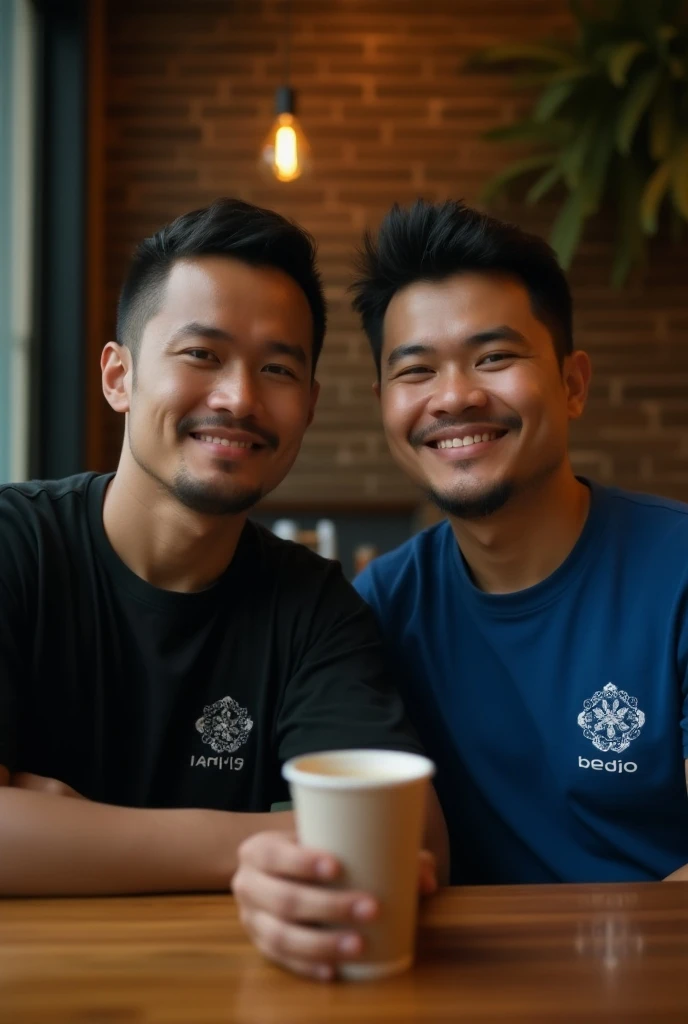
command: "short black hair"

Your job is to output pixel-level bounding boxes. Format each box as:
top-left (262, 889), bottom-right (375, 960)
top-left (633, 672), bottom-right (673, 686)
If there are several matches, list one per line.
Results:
top-left (116, 197), bottom-right (327, 372)
top-left (350, 199), bottom-right (573, 374)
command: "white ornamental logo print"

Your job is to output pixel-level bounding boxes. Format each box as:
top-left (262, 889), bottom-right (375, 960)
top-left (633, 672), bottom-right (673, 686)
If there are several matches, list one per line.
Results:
top-left (577, 682), bottom-right (645, 754)
top-left (196, 696), bottom-right (254, 754)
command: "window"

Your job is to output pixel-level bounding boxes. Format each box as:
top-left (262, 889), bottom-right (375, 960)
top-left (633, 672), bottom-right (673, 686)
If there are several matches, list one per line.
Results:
top-left (0, 0), bottom-right (37, 484)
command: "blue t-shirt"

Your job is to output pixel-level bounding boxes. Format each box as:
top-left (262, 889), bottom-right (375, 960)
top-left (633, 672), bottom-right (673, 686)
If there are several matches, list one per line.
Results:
top-left (354, 481), bottom-right (688, 884)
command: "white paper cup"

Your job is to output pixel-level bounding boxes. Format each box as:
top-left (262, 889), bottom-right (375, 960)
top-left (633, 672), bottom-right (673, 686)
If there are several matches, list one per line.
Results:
top-left (282, 748), bottom-right (435, 981)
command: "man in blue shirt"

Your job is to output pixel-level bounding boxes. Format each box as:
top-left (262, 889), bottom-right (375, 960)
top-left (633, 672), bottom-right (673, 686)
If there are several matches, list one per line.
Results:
top-left (235, 198), bottom-right (688, 978)
top-left (348, 199), bottom-right (688, 887)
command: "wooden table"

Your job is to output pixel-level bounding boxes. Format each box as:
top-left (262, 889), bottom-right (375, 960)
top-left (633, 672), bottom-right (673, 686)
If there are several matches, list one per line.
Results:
top-left (1, 883), bottom-right (687, 1023)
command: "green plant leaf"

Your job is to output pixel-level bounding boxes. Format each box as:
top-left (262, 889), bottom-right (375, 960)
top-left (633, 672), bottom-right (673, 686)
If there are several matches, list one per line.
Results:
top-left (511, 66), bottom-right (590, 90)
top-left (549, 190), bottom-right (587, 269)
top-left (640, 159), bottom-right (672, 232)
top-left (578, 14), bottom-right (635, 59)
top-left (478, 0), bottom-right (688, 280)
top-left (657, 24), bottom-right (678, 44)
top-left (485, 119), bottom-right (571, 144)
top-left (670, 140), bottom-right (688, 220)
top-left (610, 234), bottom-right (642, 288)
top-left (526, 164), bottom-right (563, 203)
top-left (607, 40), bottom-right (647, 86)
top-left (533, 79), bottom-right (578, 121)
top-left (612, 156), bottom-right (645, 287)
top-left (510, 72), bottom-right (554, 90)
top-left (559, 114), bottom-right (600, 187)
top-left (481, 154), bottom-right (557, 203)
top-left (668, 56), bottom-right (685, 79)
top-left (669, 205), bottom-right (686, 241)
top-left (649, 76), bottom-right (675, 160)
top-left (616, 67), bottom-right (662, 153)
top-left (578, 125), bottom-right (616, 213)
top-left (620, 0), bottom-right (664, 41)
top-left (477, 43), bottom-right (577, 67)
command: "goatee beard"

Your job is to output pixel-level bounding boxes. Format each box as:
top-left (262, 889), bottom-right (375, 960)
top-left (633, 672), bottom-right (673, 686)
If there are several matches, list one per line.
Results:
top-left (128, 430), bottom-right (264, 516)
top-left (171, 469), bottom-right (263, 516)
top-left (427, 479), bottom-right (514, 520)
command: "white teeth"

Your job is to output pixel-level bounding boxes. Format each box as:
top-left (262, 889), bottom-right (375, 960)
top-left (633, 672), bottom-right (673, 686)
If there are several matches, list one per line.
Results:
top-left (196, 434), bottom-right (252, 448)
top-left (435, 432), bottom-right (499, 450)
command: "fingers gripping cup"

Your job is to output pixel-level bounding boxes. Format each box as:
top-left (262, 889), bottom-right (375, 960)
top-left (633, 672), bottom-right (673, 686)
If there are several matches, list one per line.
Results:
top-left (282, 748), bottom-right (435, 981)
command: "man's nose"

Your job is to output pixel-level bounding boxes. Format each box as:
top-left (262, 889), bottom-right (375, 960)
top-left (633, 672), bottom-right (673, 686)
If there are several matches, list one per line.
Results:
top-left (206, 369), bottom-right (263, 419)
top-left (426, 369), bottom-right (488, 419)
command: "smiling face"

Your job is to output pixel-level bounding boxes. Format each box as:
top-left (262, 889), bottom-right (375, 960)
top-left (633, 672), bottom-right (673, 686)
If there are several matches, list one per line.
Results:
top-left (107, 256), bottom-right (318, 516)
top-left (377, 272), bottom-right (590, 519)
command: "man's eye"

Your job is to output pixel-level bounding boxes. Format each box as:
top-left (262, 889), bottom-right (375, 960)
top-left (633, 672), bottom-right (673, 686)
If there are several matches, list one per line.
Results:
top-left (396, 366), bottom-right (433, 378)
top-left (186, 349), bottom-right (217, 362)
top-left (264, 364), bottom-right (297, 378)
top-left (478, 352), bottom-right (515, 366)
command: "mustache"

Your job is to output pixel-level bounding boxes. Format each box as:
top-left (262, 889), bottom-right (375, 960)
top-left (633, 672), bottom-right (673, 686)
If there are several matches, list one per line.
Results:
top-left (409, 415), bottom-right (522, 448)
top-left (177, 414), bottom-right (280, 450)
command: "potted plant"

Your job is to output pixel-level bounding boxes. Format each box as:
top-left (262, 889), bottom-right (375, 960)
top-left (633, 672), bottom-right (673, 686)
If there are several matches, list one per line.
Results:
top-left (477, 0), bottom-right (688, 283)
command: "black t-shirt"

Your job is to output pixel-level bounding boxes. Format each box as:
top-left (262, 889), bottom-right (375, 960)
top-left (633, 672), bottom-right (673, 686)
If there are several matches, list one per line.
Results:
top-left (0, 473), bottom-right (421, 809)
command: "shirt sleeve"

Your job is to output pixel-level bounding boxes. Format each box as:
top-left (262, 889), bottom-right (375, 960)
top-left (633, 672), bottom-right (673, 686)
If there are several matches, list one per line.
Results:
top-left (679, 586), bottom-right (688, 760)
top-left (0, 580), bottom-right (21, 771)
top-left (275, 562), bottom-right (424, 765)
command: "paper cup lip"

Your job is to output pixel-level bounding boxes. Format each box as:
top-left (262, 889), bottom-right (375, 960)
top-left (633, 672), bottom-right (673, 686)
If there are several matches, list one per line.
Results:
top-left (282, 748), bottom-right (435, 791)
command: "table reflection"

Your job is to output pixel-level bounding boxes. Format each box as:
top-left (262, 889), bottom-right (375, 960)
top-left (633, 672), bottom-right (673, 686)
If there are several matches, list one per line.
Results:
top-left (574, 915), bottom-right (645, 970)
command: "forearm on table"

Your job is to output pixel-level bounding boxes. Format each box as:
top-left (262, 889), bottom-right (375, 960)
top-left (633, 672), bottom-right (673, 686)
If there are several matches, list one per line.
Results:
top-left (664, 862), bottom-right (688, 881)
top-left (0, 787), bottom-right (294, 896)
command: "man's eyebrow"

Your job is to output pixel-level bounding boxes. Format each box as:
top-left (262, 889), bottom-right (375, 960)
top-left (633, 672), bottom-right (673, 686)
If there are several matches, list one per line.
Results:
top-left (168, 322), bottom-right (233, 344)
top-left (386, 326), bottom-right (529, 367)
top-left (264, 340), bottom-right (308, 366)
top-left (465, 326), bottom-right (529, 345)
top-left (387, 342), bottom-right (436, 368)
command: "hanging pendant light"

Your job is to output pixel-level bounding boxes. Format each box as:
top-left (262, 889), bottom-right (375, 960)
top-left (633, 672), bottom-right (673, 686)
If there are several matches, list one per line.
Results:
top-left (259, 0), bottom-right (311, 182)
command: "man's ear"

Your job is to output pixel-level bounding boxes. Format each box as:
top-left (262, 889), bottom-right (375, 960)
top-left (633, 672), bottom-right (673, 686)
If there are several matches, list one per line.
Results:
top-left (306, 379), bottom-right (320, 428)
top-left (564, 350), bottom-right (591, 421)
top-left (372, 379), bottom-right (380, 400)
top-left (101, 342), bottom-right (132, 414)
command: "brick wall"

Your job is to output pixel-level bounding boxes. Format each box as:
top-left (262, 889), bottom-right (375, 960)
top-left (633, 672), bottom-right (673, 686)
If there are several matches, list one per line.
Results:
top-left (98, 0), bottom-right (688, 507)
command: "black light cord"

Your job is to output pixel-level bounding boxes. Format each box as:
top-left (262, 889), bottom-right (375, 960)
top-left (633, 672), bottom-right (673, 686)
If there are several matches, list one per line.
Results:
top-left (284, 0), bottom-right (291, 87)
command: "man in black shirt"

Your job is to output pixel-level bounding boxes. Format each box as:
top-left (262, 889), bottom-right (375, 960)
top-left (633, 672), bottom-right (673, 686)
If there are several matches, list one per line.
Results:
top-left (0, 200), bottom-right (448, 942)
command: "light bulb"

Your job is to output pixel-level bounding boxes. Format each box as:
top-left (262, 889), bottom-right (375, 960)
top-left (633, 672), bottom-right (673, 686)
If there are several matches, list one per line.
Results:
top-left (259, 87), bottom-right (311, 183)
